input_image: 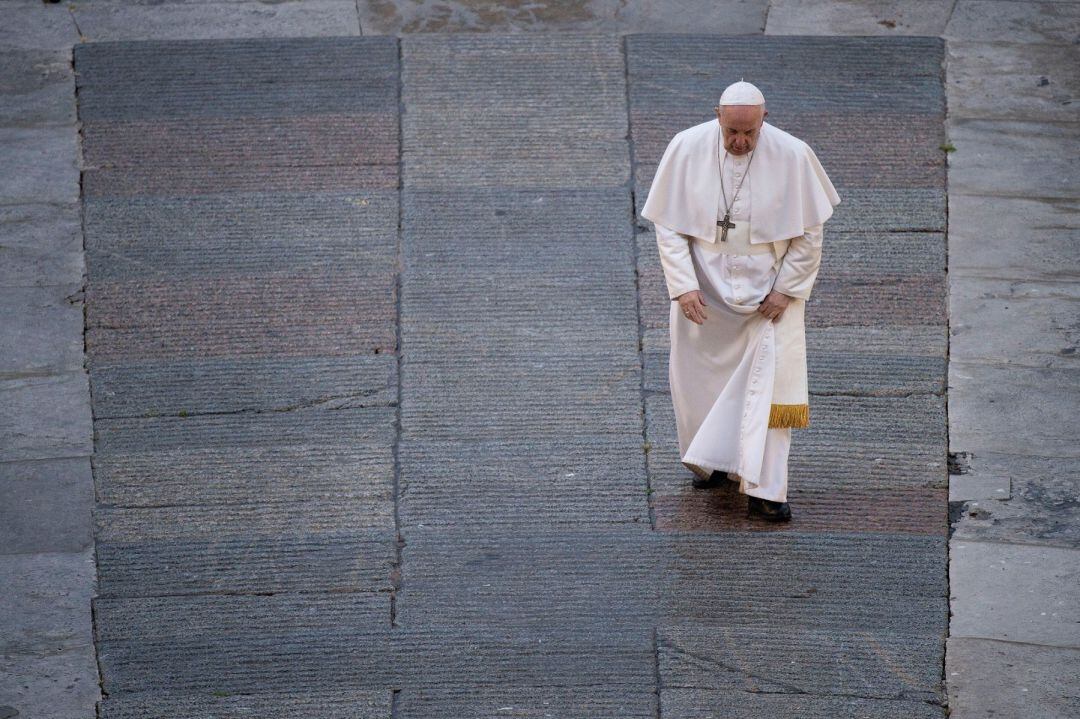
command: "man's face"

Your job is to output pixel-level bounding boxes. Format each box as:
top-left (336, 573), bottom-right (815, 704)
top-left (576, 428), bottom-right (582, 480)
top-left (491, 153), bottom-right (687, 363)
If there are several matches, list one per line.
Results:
top-left (713, 104), bottom-right (767, 155)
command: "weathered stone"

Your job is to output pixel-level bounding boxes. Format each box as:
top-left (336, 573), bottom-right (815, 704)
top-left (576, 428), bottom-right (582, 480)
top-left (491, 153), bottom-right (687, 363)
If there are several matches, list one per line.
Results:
top-left (0, 48), bottom-right (76, 125)
top-left (947, 40), bottom-right (1080, 122)
top-left (949, 361), bottom-right (1079, 459)
top-left (950, 276), bottom-right (1079, 369)
top-left (950, 540), bottom-right (1080, 647)
top-left (70, 0), bottom-right (361, 43)
top-left (0, 549), bottom-right (99, 719)
top-left (946, 637), bottom-right (1080, 719)
top-left (0, 286), bottom-right (85, 375)
top-left (948, 194), bottom-right (1079, 283)
top-left (0, 372), bottom-right (92, 462)
top-left (0, 126), bottom-right (79, 204)
top-left (766, 0), bottom-right (954, 35)
top-left (946, 0), bottom-right (1080, 44)
top-left (0, 458), bottom-right (92, 554)
top-left (359, 0), bottom-right (767, 34)
top-left (0, 1), bottom-right (79, 51)
top-left (947, 120), bottom-right (1080, 199)
top-left (662, 687), bottom-right (945, 718)
top-left (951, 452), bottom-right (1080, 548)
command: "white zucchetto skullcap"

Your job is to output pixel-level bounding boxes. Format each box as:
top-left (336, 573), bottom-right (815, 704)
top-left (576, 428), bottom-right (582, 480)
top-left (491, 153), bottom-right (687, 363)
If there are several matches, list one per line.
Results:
top-left (719, 80), bottom-right (765, 106)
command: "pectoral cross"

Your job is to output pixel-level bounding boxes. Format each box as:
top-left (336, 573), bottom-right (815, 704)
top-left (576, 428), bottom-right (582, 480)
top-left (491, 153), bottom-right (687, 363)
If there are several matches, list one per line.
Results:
top-left (717, 213), bottom-right (736, 242)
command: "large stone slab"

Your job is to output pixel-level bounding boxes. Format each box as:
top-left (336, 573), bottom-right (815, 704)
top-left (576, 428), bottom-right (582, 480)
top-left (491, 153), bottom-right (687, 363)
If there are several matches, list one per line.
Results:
top-left (0, 458), bottom-right (92, 554)
top-left (946, 0), bottom-right (1080, 44)
top-left (0, 285), bottom-right (85, 375)
top-left (947, 40), bottom-right (1080, 122)
top-left (0, 126), bottom-right (79, 204)
top-left (0, 372), bottom-right (92, 462)
top-left (658, 619), bottom-right (943, 702)
top-left (947, 120), bottom-right (1080, 199)
top-left (946, 637), bottom-right (1080, 719)
top-left (950, 276), bottom-right (1079, 369)
top-left (948, 194), bottom-right (1079, 283)
top-left (0, 549), bottom-right (99, 719)
top-left (0, 1), bottom-right (79, 51)
top-left (949, 361), bottom-right (1079, 458)
top-left (0, 48), bottom-right (76, 125)
top-left (661, 688), bottom-right (944, 719)
top-left (69, 0), bottom-right (361, 43)
top-left (401, 33), bottom-right (629, 189)
top-left (100, 690), bottom-right (392, 719)
top-left (950, 452), bottom-right (1080, 549)
top-left (359, 0), bottom-right (767, 34)
top-left (950, 540), bottom-right (1080, 647)
top-left (766, 0), bottom-right (954, 36)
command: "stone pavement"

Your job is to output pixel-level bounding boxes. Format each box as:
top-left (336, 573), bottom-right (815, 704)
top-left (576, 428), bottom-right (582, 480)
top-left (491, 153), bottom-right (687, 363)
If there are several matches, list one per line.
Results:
top-left (0, 1), bottom-right (1073, 718)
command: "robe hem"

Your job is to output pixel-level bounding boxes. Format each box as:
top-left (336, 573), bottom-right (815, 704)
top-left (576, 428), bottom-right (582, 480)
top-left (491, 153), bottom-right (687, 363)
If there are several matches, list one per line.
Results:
top-left (682, 458), bottom-right (759, 490)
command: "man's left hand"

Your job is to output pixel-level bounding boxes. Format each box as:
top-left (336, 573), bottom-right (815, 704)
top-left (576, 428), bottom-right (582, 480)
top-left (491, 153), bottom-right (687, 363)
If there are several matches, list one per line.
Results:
top-left (757, 290), bottom-right (791, 321)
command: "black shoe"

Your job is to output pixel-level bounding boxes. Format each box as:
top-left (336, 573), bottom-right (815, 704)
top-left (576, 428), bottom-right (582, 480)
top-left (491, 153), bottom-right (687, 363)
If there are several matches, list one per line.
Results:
top-left (747, 495), bottom-right (792, 522)
top-left (691, 469), bottom-right (728, 489)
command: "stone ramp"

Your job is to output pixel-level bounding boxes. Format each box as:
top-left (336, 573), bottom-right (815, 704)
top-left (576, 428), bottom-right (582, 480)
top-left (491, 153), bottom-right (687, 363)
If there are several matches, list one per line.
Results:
top-left (77, 34), bottom-right (947, 717)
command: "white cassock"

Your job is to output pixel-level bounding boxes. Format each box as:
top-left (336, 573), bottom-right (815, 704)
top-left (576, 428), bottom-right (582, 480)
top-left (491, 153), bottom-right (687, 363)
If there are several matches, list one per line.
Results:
top-left (641, 119), bottom-right (840, 502)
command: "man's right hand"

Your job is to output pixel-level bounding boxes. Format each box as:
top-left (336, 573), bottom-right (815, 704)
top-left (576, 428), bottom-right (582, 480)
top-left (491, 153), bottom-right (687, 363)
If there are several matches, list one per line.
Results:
top-left (677, 290), bottom-right (708, 324)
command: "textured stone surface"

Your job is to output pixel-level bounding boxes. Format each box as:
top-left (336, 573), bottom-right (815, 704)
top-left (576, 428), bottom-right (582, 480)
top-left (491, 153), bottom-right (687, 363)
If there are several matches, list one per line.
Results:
top-left (766, 0), bottom-right (954, 35)
top-left (947, 120), bottom-right (1080, 199)
top-left (946, 0), bottom-right (1080, 44)
top-left (73, 32), bottom-right (951, 716)
top-left (0, 372), bottom-right (92, 463)
top-left (70, 0), bottom-right (361, 42)
top-left (947, 40), bottom-right (1080, 122)
top-left (0, 458), bottom-right (93, 554)
top-left (950, 540), bottom-right (1080, 647)
top-left (0, 48), bottom-right (76, 125)
top-left (0, 285), bottom-right (86, 375)
top-left (0, 550), bottom-right (100, 719)
top-left (945, 637), bottom-right (1080, 719)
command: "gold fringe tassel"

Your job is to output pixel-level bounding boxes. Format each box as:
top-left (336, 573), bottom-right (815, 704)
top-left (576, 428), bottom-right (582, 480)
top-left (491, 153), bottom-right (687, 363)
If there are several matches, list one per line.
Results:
top-left (769, 403), bottom-right (809, 429)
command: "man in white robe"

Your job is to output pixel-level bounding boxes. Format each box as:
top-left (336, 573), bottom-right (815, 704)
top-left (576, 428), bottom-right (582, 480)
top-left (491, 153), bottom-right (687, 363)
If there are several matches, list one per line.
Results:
top-left (641, 81), bottom-right (840, 522)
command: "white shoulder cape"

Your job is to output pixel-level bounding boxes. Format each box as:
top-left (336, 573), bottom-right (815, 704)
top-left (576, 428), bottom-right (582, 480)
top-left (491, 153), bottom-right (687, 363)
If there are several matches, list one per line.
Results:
top-left (641, 118), bottom-right (840, 245)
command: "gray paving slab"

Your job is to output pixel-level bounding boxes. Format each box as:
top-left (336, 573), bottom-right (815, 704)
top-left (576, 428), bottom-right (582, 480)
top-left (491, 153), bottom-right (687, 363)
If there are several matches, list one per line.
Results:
top-left (948, 194), bottom-right (1079, 283)
top-left (398, 437), bottom-right (650, 529)
top-left (945, 637), bottom-right (1080, 719)
top-left (947, 119), bottom-right (1080, 199)
top-left (358, 0), bottom-right (767, 34)
top-left (949, 276), bottom-right (1079, 369)
top-left (947, 40), bottom-right (1080, 122)
top-left (0, 372), bottom-right (92, 463)
top-left (93, 444), bottom-right (392, 507)
top-left (394, 686), bottom-right (656, 719)
top-left (0, 285), bottom-right (85, 375)
top-left (658, 619), bottom-right (942, 702)
top-left (99, 690), bottom-right (392, 719)
top-left (93, 592), bottom-right (396, 696)
top-left (0, 126), bottom-right (79, 205)
top-left (0, 549), bottom-right (99, 719)
top-left (0, 48), bottom-right (76, 126)
top-left (70, 0), bottom-right (361, 43)
top-left (949, 361), bottom-right (1079, 459)
top-left (661, 688), bottom-right (945, 719)
top-left (0, 201), bottom-right (82, 254)
top-left (0, 457), bottom-right (92, 554)
top-left (90, 354), bottom-right (396, 418)
top-left (950, 452), bottom-right (1080, 549)
top-left (766, 0), bottom-right (954, 35)
top-left (950, 539), bottom-right (1080, 647)
top-left (0, 1), bottom-right (79, 51)
top-left (945, 0), bottom-right (1080, 44)
top-left (396, 526), bottom-right (946, 630)
top-left (95, 532), bottom-right (396, 597)
top-left (401, 33), bottom-right (629, 189)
